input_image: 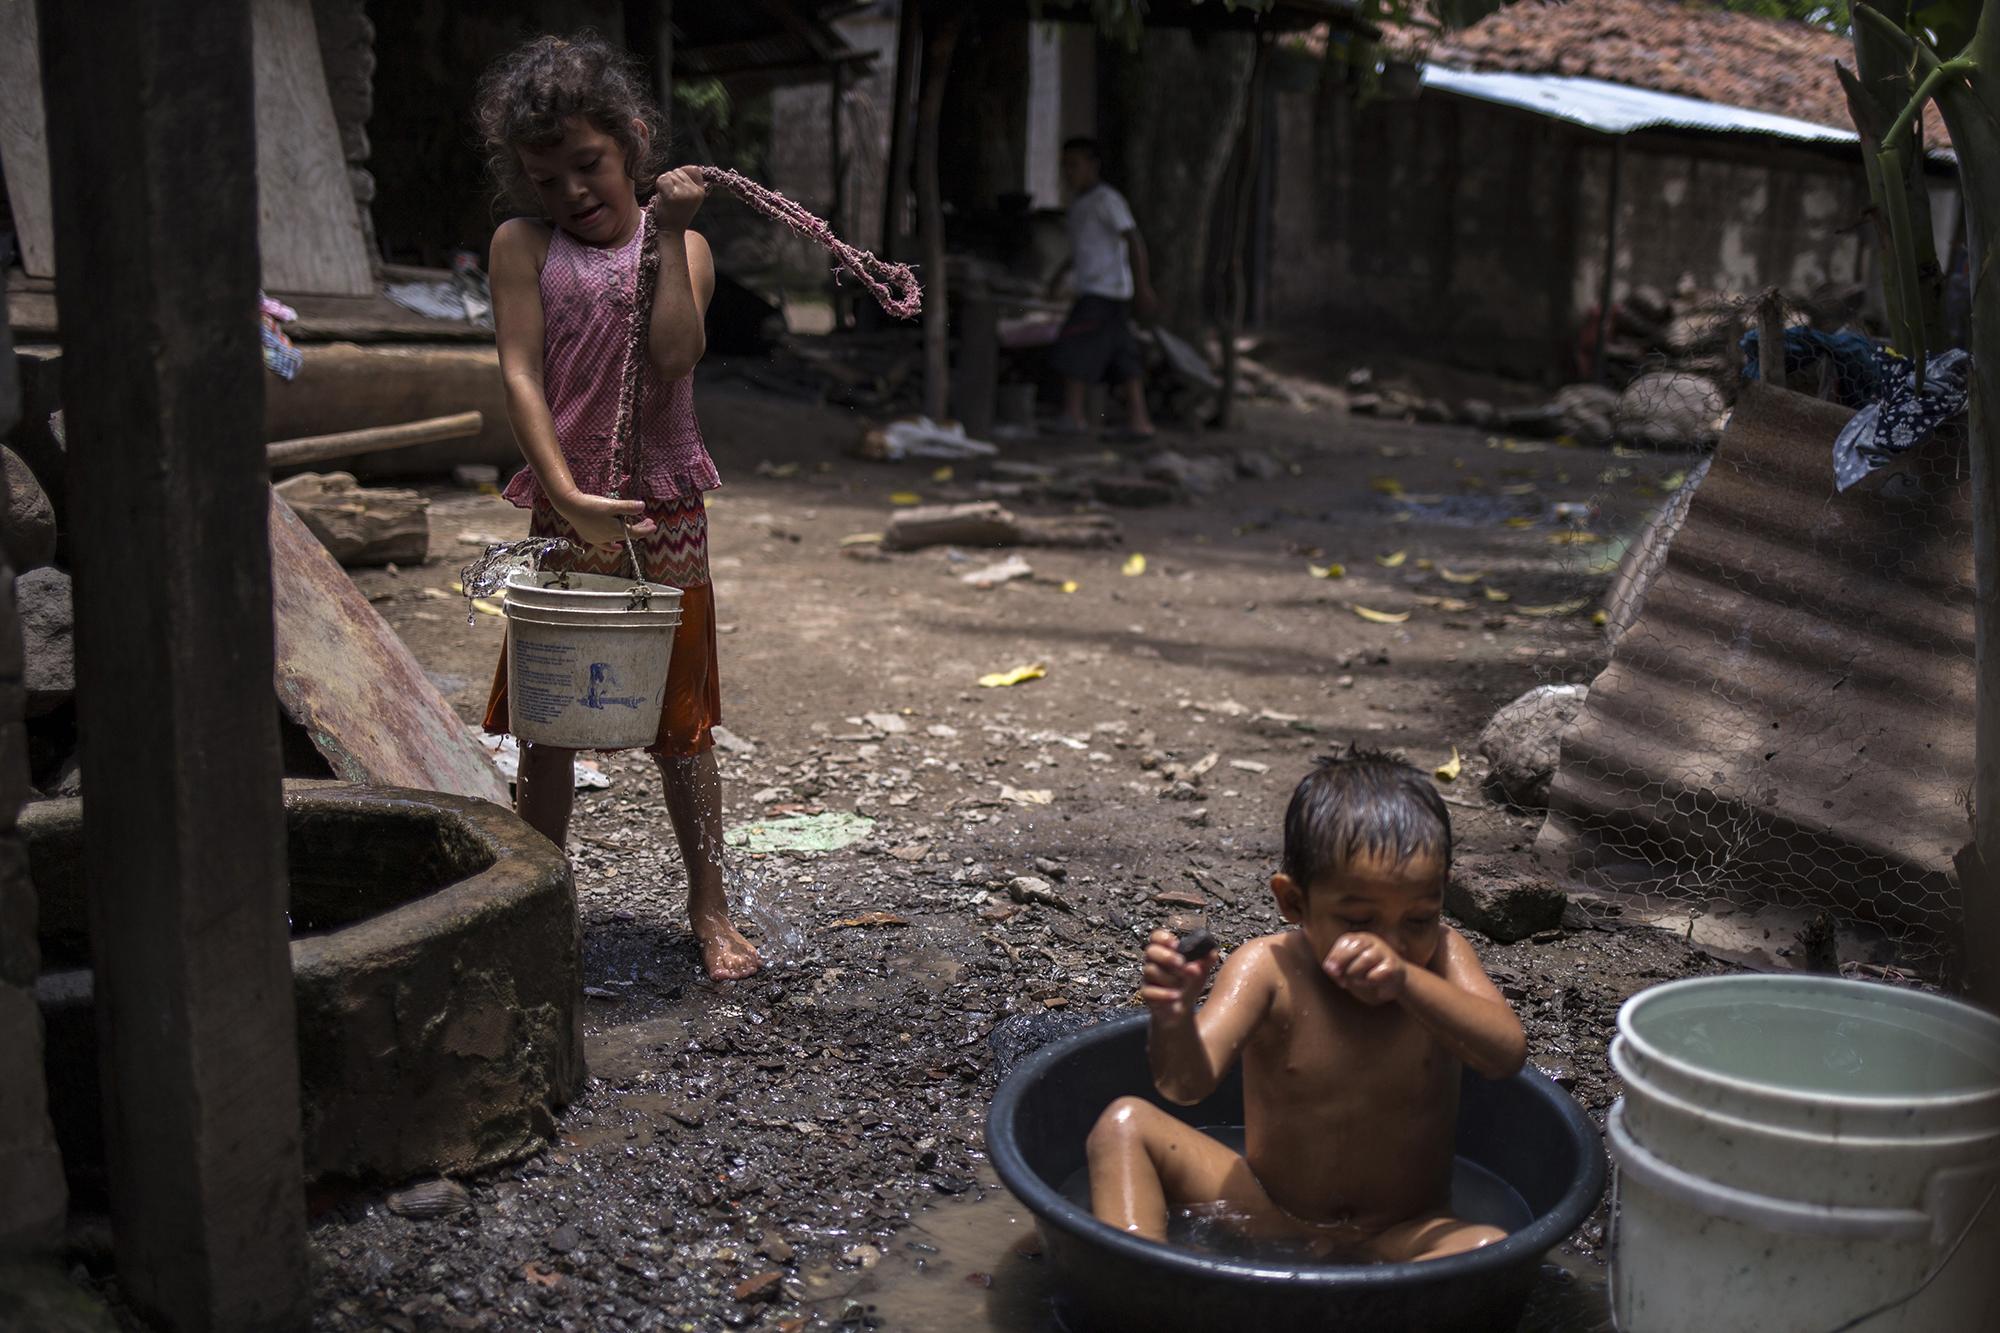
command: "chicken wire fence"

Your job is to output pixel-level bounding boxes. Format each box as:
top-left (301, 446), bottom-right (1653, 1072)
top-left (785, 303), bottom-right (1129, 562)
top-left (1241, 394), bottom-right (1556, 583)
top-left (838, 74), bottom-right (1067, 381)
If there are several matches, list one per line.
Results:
top-left (1510, 293), bottom-right (1975, 981)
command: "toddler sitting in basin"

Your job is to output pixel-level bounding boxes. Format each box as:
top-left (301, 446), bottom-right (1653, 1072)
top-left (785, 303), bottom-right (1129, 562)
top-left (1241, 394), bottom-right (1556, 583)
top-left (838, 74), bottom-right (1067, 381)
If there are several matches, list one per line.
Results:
top-left (1087, 748), bottom-right (1527, 1262)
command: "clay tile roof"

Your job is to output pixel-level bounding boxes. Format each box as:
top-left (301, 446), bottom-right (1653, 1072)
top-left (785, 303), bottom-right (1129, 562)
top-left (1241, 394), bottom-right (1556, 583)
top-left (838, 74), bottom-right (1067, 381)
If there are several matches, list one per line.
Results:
top-left (1418, 0), bottom-right (1948, 146)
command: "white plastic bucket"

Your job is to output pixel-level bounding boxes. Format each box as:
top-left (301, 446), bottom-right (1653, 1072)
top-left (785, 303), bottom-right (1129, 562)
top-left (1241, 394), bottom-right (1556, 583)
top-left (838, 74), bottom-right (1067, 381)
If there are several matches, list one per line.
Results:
top-left (1607, 975), bottom-right (2000, 1332)
top-left (503, 570), bottom-right (682, 749)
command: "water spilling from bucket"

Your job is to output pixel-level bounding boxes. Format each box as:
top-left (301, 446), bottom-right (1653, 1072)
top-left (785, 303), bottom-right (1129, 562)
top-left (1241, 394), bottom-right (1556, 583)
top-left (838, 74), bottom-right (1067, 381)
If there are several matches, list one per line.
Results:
top-left (460, 538), bottom-right (577, 626)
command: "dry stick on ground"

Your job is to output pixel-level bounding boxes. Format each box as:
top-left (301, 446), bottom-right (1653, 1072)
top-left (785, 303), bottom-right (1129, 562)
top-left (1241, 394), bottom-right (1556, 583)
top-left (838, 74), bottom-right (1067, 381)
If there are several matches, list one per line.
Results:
top-left (880, 501), bottom-right (1120, 552)
top-left (1853, 3), bottom-right (1998, 1006)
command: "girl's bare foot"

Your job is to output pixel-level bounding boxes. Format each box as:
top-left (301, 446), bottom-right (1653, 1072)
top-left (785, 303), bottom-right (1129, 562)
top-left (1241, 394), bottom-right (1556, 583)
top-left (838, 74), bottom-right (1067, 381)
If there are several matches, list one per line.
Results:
top-left (697, 917), bottom-right (762, 980)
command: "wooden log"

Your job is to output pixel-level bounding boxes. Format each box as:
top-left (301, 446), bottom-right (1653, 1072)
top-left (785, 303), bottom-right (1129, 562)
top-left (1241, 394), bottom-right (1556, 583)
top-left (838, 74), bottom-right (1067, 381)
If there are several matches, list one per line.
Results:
top-left (881, 500), bottom-right (1119, 551)
top-left (272, 471), bottom-right (430, 567)
top-left (265, 409), bottom-right (482, 470)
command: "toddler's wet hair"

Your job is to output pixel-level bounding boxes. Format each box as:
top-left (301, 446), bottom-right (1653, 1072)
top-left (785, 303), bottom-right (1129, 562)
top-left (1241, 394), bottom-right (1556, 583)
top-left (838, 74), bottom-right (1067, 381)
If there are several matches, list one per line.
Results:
top-left (1281, 747), bottom-right (1451, 890)
top-left (475, 33), bottom-right (666, 209)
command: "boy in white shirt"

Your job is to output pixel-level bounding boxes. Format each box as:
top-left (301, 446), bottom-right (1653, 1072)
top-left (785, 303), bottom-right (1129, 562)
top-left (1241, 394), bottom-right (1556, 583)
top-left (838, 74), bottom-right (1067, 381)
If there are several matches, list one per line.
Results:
top-left (1048, 137), bottom-right (1157, 441)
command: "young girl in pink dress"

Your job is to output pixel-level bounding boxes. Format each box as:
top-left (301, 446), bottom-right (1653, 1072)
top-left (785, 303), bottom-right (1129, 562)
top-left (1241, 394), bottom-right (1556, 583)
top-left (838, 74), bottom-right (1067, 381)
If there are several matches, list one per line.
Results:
top-left (475, 35), bottom-right (758, 980)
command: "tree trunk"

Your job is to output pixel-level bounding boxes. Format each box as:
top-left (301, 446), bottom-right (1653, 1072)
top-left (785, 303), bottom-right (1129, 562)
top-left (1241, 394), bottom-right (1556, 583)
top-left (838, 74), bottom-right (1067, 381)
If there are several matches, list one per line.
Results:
top-left (1848, 1), bottom-right (1948, 350)
top-left (1926, 21), bottom-right (2000, 1008)
top-left (915, 7), bottom-right (962, 423)
top-left (1213, 38), bottom-right (1269, 429)
top-left (1103, 29), bottom-right (1255, 344)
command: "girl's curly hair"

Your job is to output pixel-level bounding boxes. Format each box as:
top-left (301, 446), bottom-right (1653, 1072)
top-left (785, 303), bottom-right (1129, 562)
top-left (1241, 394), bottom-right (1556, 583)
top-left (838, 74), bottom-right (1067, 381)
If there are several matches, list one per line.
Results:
top-left (474, 33), bottom-right (666, 210)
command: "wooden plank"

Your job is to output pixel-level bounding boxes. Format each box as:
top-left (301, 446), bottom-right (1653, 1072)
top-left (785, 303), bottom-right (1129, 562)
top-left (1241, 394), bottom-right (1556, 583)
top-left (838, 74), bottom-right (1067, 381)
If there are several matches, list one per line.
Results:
top-left (251, 0), bottom-right (375, 295)
top-left (266, 410), bottom-right (483, 469)
top-left (270, 493), bottom-right (511, 806)
top-left (40, 1), bottom-right (310, 1325)
top-left (0, 0), bottom-right (53, 277)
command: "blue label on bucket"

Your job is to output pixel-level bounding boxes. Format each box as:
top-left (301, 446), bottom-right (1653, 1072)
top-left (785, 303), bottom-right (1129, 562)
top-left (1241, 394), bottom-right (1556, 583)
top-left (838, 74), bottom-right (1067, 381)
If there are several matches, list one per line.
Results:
top-left (579, 662), bottom-right (646, 711)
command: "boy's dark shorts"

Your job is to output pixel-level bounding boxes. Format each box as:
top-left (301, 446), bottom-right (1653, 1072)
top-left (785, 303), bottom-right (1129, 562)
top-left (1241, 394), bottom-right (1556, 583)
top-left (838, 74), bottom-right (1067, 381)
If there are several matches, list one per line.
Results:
top-left (1050, 295), bottom-right (1142, 385)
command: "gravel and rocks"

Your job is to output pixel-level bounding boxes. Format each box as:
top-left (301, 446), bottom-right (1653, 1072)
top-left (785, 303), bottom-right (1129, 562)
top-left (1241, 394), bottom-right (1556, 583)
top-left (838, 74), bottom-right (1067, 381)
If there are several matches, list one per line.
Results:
top-left (292, 386), bottom-right (1728, 1332)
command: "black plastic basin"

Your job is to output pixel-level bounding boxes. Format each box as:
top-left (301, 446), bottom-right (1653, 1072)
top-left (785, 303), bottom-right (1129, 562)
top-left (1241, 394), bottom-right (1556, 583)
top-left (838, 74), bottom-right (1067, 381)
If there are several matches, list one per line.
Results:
top-left (988, 1013), bottom-right (1606, 1332)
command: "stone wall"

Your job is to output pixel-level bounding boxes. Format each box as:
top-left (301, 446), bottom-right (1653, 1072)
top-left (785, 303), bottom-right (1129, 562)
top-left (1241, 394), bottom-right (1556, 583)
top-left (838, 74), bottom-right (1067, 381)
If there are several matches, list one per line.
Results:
top-left (0, 322), bottom-right (65, 1256)
top-left (1267, 78), bottom-right (1881, 384)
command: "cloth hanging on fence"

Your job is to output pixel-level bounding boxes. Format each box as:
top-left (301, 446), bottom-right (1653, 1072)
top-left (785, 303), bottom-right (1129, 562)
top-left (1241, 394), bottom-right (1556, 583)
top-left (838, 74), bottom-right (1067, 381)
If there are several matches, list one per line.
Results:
top-left (1831, 348), bottom-right (1972, 492)
top-left (1739, 327), bottom-right (1883, 408)
top-left (259, 292), bottom-right (302, 381)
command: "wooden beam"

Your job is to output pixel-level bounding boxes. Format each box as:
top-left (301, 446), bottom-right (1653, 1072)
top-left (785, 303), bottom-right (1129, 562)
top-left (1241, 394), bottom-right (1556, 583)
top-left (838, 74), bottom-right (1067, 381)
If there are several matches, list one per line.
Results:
top-left (265, 410), bottom-right (483, 469)
top-left (881, 0), bottom-right (921, 264)
top-left (38, 0), bottom-right (309, 1327)
top-left (916, 6), bottom-right (964, 420)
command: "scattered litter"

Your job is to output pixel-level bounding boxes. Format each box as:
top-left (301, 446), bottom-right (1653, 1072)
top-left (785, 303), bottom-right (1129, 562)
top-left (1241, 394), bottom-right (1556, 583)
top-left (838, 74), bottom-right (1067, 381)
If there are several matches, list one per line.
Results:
top-left (710, 725), bottom-right (757, 755)
top-left (472, 731), bottom-right (611, 790)
top-left (1435, 747), bottom-right (1463, 782)
top-left (858, 416), bottom-right (1000, 462)
top-left (1376, 550), bottom-right (1408, 567)
top-left (385, 1178), bottom-right (471, 1220)
top-left (979, 663), bottom-right (1047, 689)
top-left (826, 912), bottom-right (911, 930)
top-left (1518, 598), bottom-right (1590, 618)
top-left (961, 555), bottom-right (1034, 589)
top-left (1122, 553), bottom-right (1148, 577)
top-left (999, 785), bottom-right (1054, 806)
top-left (1351, 605), bottom-right (1411, 624)
top-left (1229, 759), bottom-right (1270, 774)
top-left (725, 812), bottom-right (876, 853)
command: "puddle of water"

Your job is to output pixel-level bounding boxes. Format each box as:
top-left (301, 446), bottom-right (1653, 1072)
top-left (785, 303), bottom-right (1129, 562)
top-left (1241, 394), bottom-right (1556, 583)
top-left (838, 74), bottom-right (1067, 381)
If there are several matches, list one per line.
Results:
top-left (844, 1169), bottom-right (1613, 1332)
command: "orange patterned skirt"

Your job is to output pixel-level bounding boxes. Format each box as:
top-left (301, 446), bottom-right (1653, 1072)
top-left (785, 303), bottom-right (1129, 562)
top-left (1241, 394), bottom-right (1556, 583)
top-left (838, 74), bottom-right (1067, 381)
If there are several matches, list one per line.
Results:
top-left (483, 494), bottom-right (720, 757)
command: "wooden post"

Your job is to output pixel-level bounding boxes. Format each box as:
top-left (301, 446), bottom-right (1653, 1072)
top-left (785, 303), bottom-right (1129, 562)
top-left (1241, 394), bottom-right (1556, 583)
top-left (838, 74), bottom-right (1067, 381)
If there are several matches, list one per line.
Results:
top-left (955, 272), bottom-right (998, 439)
top-left (1757, 287), bottom-right (1789, 391)
top-left (881, 0), bottom-right (921, 264)
top-left (38, 1), bottom-right (309, 1327)
top-left (916, 5), bottom-right (964, 421)
top-left (1214, 35), bottom-right (1269, 430)
top-left (1593, 139), bottom-right (1625, 384)
top-left (830, 60), bottom-right (849, 328)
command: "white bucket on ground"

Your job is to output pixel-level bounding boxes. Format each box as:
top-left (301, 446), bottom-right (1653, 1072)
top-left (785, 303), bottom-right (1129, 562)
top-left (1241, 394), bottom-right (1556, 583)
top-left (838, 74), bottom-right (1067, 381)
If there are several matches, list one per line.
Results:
top-left (1608, 974), bottom-right (2000, 1332)
top-left (503, 570), bottom-right (682, 749)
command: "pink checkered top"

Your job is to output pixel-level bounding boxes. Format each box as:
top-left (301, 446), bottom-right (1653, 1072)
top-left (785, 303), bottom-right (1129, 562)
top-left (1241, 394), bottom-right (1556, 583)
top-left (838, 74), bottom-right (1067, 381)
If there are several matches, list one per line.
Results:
top-left (501, 221), bottom-right (720, 511)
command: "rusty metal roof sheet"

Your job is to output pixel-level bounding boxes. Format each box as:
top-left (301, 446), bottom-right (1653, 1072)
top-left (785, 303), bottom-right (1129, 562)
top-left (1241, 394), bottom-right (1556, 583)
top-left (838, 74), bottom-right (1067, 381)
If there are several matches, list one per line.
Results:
top-left (1537, 384), bottom-right (1974, 940)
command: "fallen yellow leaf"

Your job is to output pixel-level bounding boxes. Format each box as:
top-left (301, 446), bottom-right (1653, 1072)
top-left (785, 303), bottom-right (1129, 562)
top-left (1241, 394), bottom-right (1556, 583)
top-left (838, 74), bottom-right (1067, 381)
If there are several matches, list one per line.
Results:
top-left (1351, 605), bottom-right (1411, 624)
top-left (1504, 517), bottom-right (1537, 529)
top-left (1499, 482), bottom-right (1539, 497)
top-left (1416, 595), bottom-right (1473, 612)
top-left (1501, 439), bottom-right (1548, 454)
top-left (1060, 580), bottom-right (1080, 594)
top-left (979, 663), bottom-right (1048, 689)
top-left (471, 598), bottom-right (505, 617)
top-left (1484, 587), bottom-right (1512, 603)
top-left (1438, 567), bottom-right (1482, 584)
top-left (1435, 748), bottom-right (1463, 782)
top-left (931, 466), bottom-right (955, 482)
top-left (1519, 598), bottom-right (1590, 617)
top-left (1548, 531), bottom-right (1602, 546)
top-left (1376, 550), bottom-right (1408, 568)
top-left (1370, 476), bottom-right (1405, 496)
top-left (1308, 563), bottom-right (1346, 580)
top-left (1122, 553), bottom-right (1148, 577)
top-left (839, 532), bottom-right (883, 547)
top-left (1592, 609), bottom-right (1610, 627)
top-left (889, 491), bottom-right (923, 506)
top-left (1416, 558), bottom-right (1435, 570)
top-left (1661, 470), bottom-right (1689, 490)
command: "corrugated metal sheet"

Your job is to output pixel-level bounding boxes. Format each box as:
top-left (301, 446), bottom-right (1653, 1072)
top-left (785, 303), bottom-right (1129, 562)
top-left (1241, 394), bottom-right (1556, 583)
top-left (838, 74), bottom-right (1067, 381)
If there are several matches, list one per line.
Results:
top-left (1421, 65), bottom-right (1861, 147)
top-left (1536, 385), bottom-right (1974, 935)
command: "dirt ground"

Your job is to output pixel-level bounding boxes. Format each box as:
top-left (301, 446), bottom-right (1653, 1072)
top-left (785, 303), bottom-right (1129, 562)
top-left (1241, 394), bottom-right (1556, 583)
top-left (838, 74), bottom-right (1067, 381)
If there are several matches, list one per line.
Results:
top-left (304, 381), bottom-right (1733, 1331)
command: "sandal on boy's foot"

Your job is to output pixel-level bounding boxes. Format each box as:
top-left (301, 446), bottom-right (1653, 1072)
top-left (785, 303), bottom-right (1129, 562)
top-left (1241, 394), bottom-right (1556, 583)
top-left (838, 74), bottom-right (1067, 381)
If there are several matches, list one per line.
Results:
top-left (1042, 418), bottom-right (1094, 438)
